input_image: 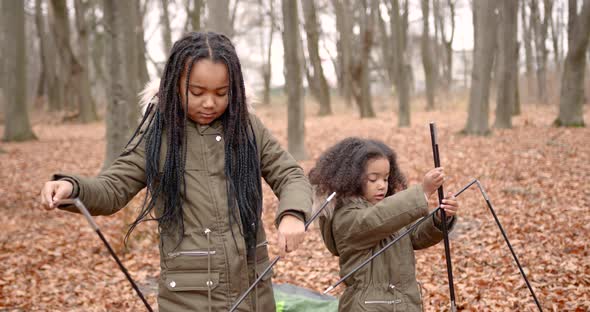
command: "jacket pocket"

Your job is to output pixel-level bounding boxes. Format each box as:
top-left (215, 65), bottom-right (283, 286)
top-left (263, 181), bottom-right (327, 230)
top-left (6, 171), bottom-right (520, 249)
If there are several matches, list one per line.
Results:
top-left (164, 270), bottom-right (220, 292)
top-left (165, 250), bottom-right (215, 270)
top-left (361, 285), bottom-right (405, 311)
top-left (364, 300), bottom-right (402, 304)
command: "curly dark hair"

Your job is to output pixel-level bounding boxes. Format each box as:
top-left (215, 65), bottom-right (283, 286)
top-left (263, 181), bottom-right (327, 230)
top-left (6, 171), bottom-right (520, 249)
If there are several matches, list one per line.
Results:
top-left (309, 137), bottom-right (407, 201)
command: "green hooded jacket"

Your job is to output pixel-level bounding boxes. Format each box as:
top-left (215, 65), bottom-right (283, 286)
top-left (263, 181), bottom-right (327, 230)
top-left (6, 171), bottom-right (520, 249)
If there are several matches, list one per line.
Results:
top-left (55, 94), bottom-right (312, 312)
top-left (319, 185), bottom-right (456, 312)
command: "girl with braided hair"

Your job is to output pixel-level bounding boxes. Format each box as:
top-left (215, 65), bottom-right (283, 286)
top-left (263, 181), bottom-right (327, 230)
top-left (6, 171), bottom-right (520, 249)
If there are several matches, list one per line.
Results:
top-left (41, 31), bottom-right (312, 311)
top-left (309, 137), bottom-right (460, 311)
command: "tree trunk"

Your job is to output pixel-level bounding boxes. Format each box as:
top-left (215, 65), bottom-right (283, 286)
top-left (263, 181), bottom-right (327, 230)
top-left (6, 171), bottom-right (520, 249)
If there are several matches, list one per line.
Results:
top-left (444, 0), bottom-right (455, 90)
top-left (391, 0), bottom-right (411, 126)
top-left (522, 0), bottom-right (535, 97)
top-left (433, 0), bottom-right (455, 91)
top-left (302, 0), bottom-right (332, 116)
top-left (103, 0), bottom-right (139, 168)
top-left (258, 0), bottom-right (275, 106)
top-left (48, 0), bottom-right (71, 111)
top-left (2, 0), bottom-right (37, 142)
top-left (333, 0), bottom-right (353, 107)
top-left (190, 0), bottom-right (203, 31)
top-left (282, 0), bottom-right (306, 160)
top-left (531, 0), bottom-right (553, 104)
top-left (556, 0), bottom-right (590, 127)
top-left (35, 0), bottom-right (60, 110)
top-left (160, 0), bottom-right (172, 55)
top-left (89, 2), bottom-right (108, 106)
top-left (550, 2), bottom-right (563, 74)
top-left (74, 0), bottom-right (98, 123)
top-left (377, 7), bottom-right (394, 87)
top-left (351, 0), bottom-right (376, 118)
top-left (465, 0), bottom-right (498, 135)
top-left (495, 0), bottom-right (518, 129)
top-left (421, 0), bottom-right (436, 111)
top-left (51, 0), bottom-right (87, 113)
top-left (207, 0), bottom-right (232, 37)
top-left (136, 0), bottom-right (149, 89)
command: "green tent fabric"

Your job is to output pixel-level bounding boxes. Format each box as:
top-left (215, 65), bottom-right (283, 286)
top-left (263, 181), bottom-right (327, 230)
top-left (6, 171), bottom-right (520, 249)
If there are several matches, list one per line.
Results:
top-left (273, 283), bottom-right (338, 312)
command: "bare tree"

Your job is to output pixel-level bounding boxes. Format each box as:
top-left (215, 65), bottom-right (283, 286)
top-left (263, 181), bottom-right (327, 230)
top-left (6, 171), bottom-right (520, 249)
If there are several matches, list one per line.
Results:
top-left (103, 0), bottom-right (140, 168)
top-left (531, 0), bottom-right (554, 104)
top-left (282, 0), bottom-right (306, 160)
top-left (88, 1), bottom-right (109, 105)
top-left (390, 0), bottom-right (412, 126)
top-left (556, 0), bottom-right (590, 127)
top-left (35, 0), bottom-right (62, 111)
top-left (207, 0), bottom-right (233, 37)
top-left (74, 0), bottom-right (98, 123)
top-left (258, 0), bottom-right (276, 106)
top-left (302, 0), bottom-right (332, 115)
top-left (421, 0), bottom-right (436, 110)
top-left (136, 0), bottom-right (150, 88)
top-left (187, 0), bottom-right (203, 31)
top-left (495, 0), bottom-right (519, 129)
top-left (332, 0), bottom-right (354, 107)
top-left (464, 0), bottom-right (498, 135)
top-left (160, 0), bottom-right (173, 55)
top-left (2, 0), bottom-right (37, 142)
top-left (433, 0), bottom-right (456, 91)
top-left (522, 0), bottom-right (535, 97)
top-left (49, 0), bottom-right (81, 111)
top-left (350, 0), bottom-right (377, 118)
top-left (549, 1), bottom-right (565, 74)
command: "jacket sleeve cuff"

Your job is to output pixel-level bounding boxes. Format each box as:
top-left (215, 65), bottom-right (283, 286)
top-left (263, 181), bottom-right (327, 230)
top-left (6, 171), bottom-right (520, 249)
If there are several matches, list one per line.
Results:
top-left (277, 210), bottom-right (306, 224)
top-left (433, 212), bottom-right (456, 232)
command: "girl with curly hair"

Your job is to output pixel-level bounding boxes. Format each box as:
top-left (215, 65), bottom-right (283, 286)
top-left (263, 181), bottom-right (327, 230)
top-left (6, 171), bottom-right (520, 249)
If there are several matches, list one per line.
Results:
top-left (309, 137), bottom-right (459, 311)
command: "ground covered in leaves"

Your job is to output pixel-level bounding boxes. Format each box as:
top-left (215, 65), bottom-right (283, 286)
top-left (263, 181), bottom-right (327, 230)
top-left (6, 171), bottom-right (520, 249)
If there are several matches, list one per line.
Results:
top-left (1, 102), bottom-right (589, 311)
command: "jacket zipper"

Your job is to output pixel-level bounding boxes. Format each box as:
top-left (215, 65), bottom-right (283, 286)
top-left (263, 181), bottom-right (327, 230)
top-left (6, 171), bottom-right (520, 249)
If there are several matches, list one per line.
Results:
top-left (167, 250), bottom-right (216, 258)
top-left (364, 300), bottom-right (402, 304)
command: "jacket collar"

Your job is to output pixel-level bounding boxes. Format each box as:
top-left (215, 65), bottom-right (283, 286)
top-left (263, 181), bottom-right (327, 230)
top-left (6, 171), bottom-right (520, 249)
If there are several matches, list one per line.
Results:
top-left (190, 118), bottom-right (223, 135)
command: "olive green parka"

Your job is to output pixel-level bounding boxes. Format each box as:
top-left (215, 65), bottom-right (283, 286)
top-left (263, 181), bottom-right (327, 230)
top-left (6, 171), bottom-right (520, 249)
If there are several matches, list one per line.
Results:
top-left (56, 92), bottom-right (312, 311)
top-left (319, 185), bottom-right (456, 312)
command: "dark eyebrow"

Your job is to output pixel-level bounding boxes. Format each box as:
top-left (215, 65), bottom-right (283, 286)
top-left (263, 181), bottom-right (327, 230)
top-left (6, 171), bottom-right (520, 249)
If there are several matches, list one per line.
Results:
top-left (189, 84), bottom-right (229, 91)
top-left (367, 172), bottom-right (388, 176)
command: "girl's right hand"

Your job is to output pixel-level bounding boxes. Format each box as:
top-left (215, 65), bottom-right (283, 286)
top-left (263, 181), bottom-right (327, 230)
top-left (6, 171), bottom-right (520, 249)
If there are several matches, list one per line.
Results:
top-left (41, 180), bottom-right (73, 210)
top-left (422, 167), bottom-right (445, 198)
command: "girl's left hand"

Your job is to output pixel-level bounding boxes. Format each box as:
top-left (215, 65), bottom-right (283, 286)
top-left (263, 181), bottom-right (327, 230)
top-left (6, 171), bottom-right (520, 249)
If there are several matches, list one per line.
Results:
top-left (277, 215), bottom-right (305, 257)
top-left (441, 192), bottom-right (459, 217)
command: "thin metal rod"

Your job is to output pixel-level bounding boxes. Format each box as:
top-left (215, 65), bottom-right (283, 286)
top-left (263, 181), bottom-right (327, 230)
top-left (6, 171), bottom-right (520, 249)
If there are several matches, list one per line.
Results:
top-left (430, 122), bottom-right (457, 312)
top-left (229, 192), bottom-right (336, 312)
top-left (475, 181), bottom-right (543, 312)
top-left (305, 192), bottom-right (337, 231)
top-left (56, 199), bottom-right (153, 312)
top-left (229, 256), bottom-right (280, 312)
top-left (324, 180), bottom-right (477, 294)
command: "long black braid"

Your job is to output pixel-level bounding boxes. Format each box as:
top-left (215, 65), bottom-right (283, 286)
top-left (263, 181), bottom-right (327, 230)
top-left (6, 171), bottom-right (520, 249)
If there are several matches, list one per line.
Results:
top-left (123, 32), bottom-right (263, 252)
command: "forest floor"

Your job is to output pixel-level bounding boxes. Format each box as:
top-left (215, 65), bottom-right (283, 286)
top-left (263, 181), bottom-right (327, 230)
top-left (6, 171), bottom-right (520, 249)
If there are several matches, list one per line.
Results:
top-left (1, 98), bottom-right (589, 311)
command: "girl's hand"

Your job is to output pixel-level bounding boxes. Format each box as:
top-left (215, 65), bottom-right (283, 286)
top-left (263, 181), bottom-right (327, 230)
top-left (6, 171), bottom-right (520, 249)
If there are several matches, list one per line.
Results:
top-left (422, 167), bottom-right (445, 198)
top-left (277, 215), bottom-right (305, 257)
top-left (440, 192), bottom-right (459, 217)
top-left (41, 180), bottom-right (73, 210)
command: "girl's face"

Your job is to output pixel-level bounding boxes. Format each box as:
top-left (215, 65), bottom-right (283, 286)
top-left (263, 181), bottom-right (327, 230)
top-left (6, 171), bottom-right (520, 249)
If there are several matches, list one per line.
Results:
top-left (363, 157), bottom-right (390, 205)
top-left (179, 58), bottom-right (229, 125)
